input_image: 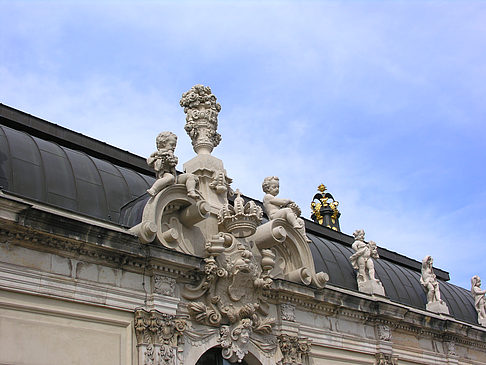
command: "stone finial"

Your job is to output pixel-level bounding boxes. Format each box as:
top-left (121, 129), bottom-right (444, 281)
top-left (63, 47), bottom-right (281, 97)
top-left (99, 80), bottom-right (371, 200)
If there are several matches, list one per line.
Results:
top-left (180, 84), bottom-right (222, 155)
top-left (420, 255), bottom-right (449, 314)
top-left (471, 275), bottom-right (486, 326)
top-left (349, 229), bottom-right (385, 296)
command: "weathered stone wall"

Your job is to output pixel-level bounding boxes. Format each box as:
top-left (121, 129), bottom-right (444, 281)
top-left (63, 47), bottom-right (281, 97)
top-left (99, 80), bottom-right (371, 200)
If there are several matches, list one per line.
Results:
top-left (2, 189), bottom-right (486, 365)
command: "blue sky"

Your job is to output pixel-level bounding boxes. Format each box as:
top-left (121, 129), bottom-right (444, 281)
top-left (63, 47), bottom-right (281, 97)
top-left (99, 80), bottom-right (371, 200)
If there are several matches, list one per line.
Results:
top-left (1, 1), bottom-right (485, 289)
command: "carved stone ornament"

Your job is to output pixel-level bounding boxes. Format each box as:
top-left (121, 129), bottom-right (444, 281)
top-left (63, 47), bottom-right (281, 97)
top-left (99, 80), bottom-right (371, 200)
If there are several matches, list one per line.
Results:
top-left (349, 229), bottom-right (385, 296)
top-left (180, 84), bottom-right (221, 155)
top-left (277, 334), bottom-right (312, 365)
top-left (134, 309), bottom-right (186, 365)
top-left (375, 353), bottom-right (398, 365)
top-left (471, 275), bottom-right (486, 326)
top-left (260, 176), bottom-right (329, 288)
top-left (182, 230), bottom-right (276, 332)
top-left (218, 189), bottom-right (263, 238)
top-left (154, 275), bottom-right (176, 297)
top-left (280, 303), bottom-right (296, 322)
top-left (209, 169), bottom-right (233, 196)
top-left (130, 131), bottom-right (210, 254)
top-left (420, 255), bottom-right (449, 314)
top-left (220, 319), bottom-right (253, 363)
top-left (376, 324), bottom-right (392, 341)
top-left (132, 87), bottom-right (328, 291)
top-left (445, 340), bottom-right (456, 356)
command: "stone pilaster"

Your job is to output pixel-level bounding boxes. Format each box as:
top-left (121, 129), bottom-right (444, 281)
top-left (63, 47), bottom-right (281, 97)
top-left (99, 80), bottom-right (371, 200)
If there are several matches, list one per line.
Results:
top-left (134, 309), bottom-right (186, 365)
top-left (277, 334), bottom-right (311, 365)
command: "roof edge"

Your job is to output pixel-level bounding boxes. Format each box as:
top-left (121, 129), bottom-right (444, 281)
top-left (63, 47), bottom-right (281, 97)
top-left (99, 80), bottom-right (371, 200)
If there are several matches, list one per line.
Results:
top-left (0, 103), bottom-right (154, 177)
top-left (304, 219), bottom-right (450, 281)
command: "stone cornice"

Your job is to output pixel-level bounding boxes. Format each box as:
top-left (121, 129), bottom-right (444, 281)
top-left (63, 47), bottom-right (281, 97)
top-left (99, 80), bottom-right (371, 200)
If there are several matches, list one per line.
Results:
top-left (1, 194), bottom-right (486, 351)
top-left (0, 198), bottom-right (202, 281)
top-left (268, 279), bottom-right (486, 350)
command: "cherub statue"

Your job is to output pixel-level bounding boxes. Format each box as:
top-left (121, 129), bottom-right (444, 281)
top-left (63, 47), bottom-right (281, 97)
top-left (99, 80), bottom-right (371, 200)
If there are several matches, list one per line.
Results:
top-left (471, 275), bottom-right (486, 325)
top-left (420, 255), bottom-right (443, 304)
top-left (262, 176), bottom-right (309, 241)
top-left (146, 132), bottom-right (199, 199)
top-left (349, 229), bottom-right (380, 284)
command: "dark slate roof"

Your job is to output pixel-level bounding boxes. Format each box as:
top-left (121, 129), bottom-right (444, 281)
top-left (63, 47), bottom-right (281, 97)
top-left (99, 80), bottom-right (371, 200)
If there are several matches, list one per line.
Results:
top-left (0, 104), bottom-right (155, 222)
top-left (0, 103), bottom-right (479, 326)
top-left (307, 228), bottom-right (477, 323)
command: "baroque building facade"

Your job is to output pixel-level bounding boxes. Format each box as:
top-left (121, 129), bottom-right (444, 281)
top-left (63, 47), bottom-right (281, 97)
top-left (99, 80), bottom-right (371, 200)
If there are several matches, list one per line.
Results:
top-left (0, 86), bottom-right (485, 364)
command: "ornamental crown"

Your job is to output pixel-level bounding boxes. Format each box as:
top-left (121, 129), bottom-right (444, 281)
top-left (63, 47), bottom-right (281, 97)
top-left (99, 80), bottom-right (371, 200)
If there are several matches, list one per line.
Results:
top-left (218, 189), bottom-right (263, 238)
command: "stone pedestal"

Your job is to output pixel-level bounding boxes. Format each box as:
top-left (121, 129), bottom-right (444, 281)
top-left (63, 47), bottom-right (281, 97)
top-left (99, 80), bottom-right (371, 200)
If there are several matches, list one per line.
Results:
top-left (358, 280), bottom-right (385, 296)
top-left (426, 300), bottom-right (450, 315)
top-left (183, 154), bottom-right (229, 209)
top-left (183, 154), bottom-right (231, 242)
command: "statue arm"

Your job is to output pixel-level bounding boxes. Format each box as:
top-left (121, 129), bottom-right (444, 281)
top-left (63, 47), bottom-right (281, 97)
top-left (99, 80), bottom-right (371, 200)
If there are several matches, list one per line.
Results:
top-left (350, 247), bottom-right (366, 261)
top-left (474, 287), bottom-right (486, 296)
top-left (267, 196), bottom-right (291, 207)
top-left (147, 152), bottom-right (157, 166)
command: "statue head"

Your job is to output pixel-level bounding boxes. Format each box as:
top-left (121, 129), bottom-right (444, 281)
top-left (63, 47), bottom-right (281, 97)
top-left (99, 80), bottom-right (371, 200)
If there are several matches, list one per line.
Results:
top-left (422, 255), bottom-right (433, 269)
top-left (156, 131), bottom-right (177, 151)
top-left (262, 176), bottom-right (279, 195)
top-left (472, 275), bottom-right (482, 292)
top-left (232, 319), bottom-right (252, 344)
top-left (352, 229), bottom-right (365, 241)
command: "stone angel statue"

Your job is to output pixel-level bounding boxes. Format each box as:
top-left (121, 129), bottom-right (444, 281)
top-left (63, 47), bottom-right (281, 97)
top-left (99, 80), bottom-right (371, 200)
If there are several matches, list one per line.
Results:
top-left (420, 255), bottom-right (449, 314)
top-left (146, 131), bottom-right (199, 199)
top-left (349, 229), bottom-right (385, 296)
top-left (471, 275), bottom-right (486, 326)
top-left (262, 176), bottom-right (309, 241)
top-left (349, 229), bottom-right (379, 284)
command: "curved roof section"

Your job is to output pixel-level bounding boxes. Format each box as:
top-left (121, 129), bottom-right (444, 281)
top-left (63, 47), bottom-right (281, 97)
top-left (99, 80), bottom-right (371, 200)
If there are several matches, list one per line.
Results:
top-left (0, 124), bottom-right (155, 222)
top-left (309, 233), bottom-right (478, 325)
top-left (0, 105), bottom-right (479, 327)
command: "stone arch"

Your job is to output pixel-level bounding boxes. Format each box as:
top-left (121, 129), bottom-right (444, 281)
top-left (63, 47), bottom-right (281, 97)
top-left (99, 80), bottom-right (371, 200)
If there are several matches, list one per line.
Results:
top-left (187, 339), bottom-right (268, 365)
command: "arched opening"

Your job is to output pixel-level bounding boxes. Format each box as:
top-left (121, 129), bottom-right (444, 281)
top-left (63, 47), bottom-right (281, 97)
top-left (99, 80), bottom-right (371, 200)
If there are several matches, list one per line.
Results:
top-left (196, 347), bottom-right (260, 365)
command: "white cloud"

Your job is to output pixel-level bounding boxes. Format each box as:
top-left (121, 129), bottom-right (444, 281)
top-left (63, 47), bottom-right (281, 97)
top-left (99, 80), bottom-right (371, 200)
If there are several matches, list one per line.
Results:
top-left (1, 0), bottom-right (485, 290)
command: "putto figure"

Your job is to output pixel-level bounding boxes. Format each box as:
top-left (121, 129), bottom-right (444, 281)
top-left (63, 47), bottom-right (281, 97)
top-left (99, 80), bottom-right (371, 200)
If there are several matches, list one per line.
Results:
top-left (146, 132), bottom-right (199, 199)
top-left (262, 176), bottom-right (309, 241)
top-left (471, 275), bottom-right (486, 326)
top-left (349, 229), bottom-right (385, 296)
top-left (420, 255), bottom-right (449, 314)
top-left (420, 256), bottom-right (441, 303)
top-left (350, 229), bottom-right (378, 284)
